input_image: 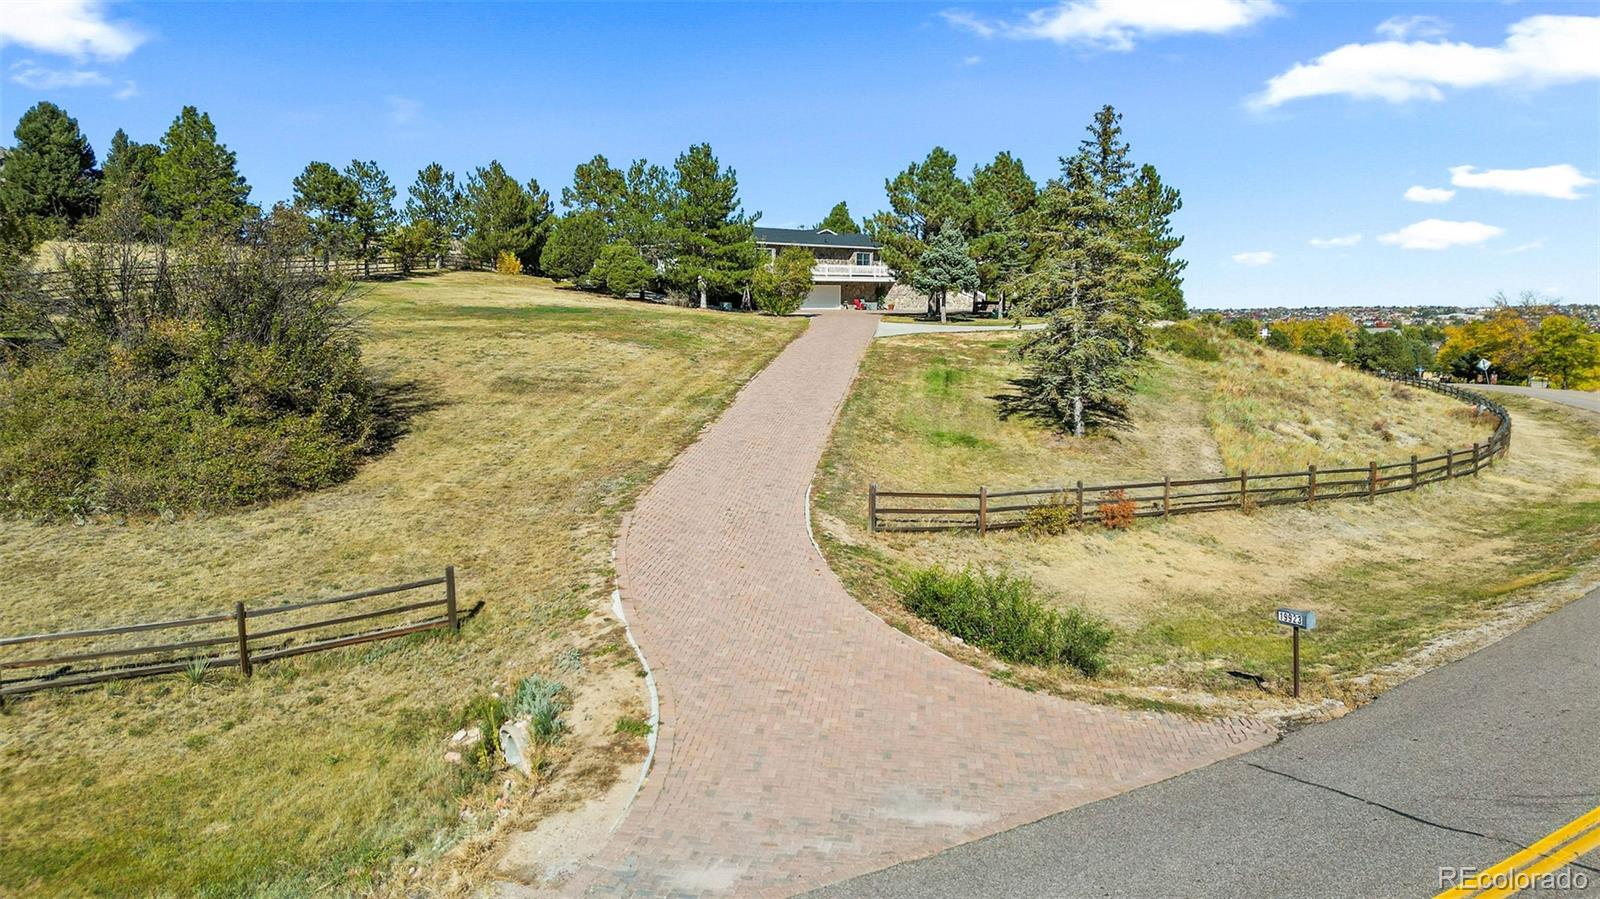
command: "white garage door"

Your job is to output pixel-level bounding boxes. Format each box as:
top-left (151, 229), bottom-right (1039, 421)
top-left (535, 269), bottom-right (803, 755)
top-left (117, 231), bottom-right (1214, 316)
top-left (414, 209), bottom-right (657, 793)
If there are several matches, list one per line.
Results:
top-left (802, 284), bottom-right (842, 310)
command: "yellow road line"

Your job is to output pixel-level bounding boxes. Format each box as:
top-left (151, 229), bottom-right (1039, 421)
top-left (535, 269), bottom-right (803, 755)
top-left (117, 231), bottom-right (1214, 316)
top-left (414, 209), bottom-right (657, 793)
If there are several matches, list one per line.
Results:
top-left (1436, 803), bottom-right (1600, 898)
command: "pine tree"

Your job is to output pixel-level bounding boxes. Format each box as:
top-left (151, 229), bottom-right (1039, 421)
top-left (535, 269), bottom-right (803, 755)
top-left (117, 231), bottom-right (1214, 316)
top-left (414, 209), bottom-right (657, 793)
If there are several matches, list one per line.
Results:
top-left (100, 129), bottom-right (162, 233)
top-left (405, 163), bottom-right (465, 266)
top-left (561, 154), bottom-right (627, 228)
top-left (462, 161), bottom-right (543, 268)
top-left (1003, 156), bottom-right (1151, 436)
top-left (664, 143), bottom-right (756, 308)
top-left (1077, 104), bottom-right (1134, 200)
top-left (619, 159), bottom-right (672, 273)
top-left (911, 221), bottom-right (980, 323)
top-left (817, 201), bottom-right (861, 233)
top-left (866, 146), bottom-right (971, 277)
top-left (540, 211), bottom-right (608, 283)
top-left (969, 151), bottom-right (1037, 312)
top-left (346, 160), bottom-right (397, 276)
top-left (292, 161), bottom-right (359, 267)
top-left (1120, 164), bottom-right (1188, 320)
top-left (589, 240), bottom-right (654, 297)
top-left (0, 101), bottom-right (100, 236)
top-left (152, 106), bottom-right (253, 240)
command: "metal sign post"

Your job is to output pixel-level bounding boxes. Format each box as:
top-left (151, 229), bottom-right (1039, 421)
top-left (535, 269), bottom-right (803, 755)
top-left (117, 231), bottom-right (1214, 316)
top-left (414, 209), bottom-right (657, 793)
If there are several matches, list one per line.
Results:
top-left (1275, 607), bottom-right (1318, 698)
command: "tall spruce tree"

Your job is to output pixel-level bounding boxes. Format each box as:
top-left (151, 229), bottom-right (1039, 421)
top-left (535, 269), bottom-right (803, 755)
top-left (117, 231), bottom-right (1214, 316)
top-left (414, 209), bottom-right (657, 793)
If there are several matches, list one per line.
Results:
top-left (817, 201), bottom-right (861, 233)
top-left (346, 160), bottom-right (397, 275)
top-left (152, 106), bottom-right (253, 240)
top-left (1077, 104), bottom-right (1134, 200)
top-left (664, 143), bottom-right (756, 308)
top-left (866, 146), bottom-right (971, 277)
top-left (405, 163), bottom-right (465, 265)
top-left (1120, 164), bottom-right (1187, 320)
top-left (1003, 155), bottom-right (1151, 436)
top-left (0, 101), bottom-right (100, 236)
top-left (911, 221), bottom-right (980, 323)
top-left (100, 129), bottom-right (162, 232)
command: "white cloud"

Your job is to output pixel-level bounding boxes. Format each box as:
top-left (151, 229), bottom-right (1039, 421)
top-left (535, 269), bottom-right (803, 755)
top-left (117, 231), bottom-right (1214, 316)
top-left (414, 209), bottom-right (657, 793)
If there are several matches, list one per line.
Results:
top-left (1404, 185), bottom-right (1455, 204)
top-left (962, 54), bottom-right (983, 65)
top-left (8, 60), bottom-right (109, 88)
top-left (1252, 14), bottom-right (1600, 108)
top-left (942, 0), bottom-right (1279, 51)
top-left (1375, 15), bottom-right (1448, 41)
top-left (1500, 239), bottom-right (1545, 255)
top-left (1378, 219), bottom-right (1504, 250)
top-left (1232, 250), bottom-right (1275, 266)
top-left (0, 0), bottom-right (145, 61)
top-left (385, 95), bottom-right (421, 126)
top-left (1309, 234), bottom-right (1361, 248)
top-left (112, 79), bottom-right (137, 100)
top-left (1448, 164), bottom-right (1597, 200)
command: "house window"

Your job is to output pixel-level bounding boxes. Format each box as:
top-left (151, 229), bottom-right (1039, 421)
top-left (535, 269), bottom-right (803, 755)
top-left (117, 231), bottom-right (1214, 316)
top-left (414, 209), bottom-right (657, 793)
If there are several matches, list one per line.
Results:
top-left (854, 252), bottom-right (872, 266)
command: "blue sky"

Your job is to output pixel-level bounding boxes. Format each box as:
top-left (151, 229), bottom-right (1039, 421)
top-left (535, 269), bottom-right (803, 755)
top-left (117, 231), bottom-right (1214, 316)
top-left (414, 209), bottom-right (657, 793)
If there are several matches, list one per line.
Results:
top-left (2, 0), bottom-right (1597, 309)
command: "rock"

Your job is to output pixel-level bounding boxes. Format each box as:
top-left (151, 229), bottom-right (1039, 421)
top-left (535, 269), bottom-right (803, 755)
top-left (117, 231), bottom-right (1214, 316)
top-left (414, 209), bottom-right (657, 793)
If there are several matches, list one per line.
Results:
top-left (499, 720), bottom-right (533, 776)
top-left (443, 751), bottom-right (463, 765)
top-left (449, 726), bottom-right (482, 747)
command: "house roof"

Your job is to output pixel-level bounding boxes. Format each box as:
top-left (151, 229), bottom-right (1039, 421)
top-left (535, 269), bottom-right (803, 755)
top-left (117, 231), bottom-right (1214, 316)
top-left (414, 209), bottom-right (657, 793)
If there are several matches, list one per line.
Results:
top-left (753, 227), bottom-right (880, 250)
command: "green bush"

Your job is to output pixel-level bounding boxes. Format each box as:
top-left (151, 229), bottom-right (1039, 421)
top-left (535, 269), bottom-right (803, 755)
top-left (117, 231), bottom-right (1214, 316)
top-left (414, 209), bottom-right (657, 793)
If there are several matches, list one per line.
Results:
top-left (895, 565), bottom-right (1113, 676)
top-left (506, 675), bottom-right (568, 744)
top-left (1022, 503), bottom-right (1076, 535)
top-left (1156, 321), bottom-right (1221, 361)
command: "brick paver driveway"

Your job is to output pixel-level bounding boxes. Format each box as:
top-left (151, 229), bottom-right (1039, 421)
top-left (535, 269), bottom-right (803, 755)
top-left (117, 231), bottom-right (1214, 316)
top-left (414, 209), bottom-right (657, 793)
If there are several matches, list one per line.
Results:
top-left (577, 312), bottom-right (1274, 896)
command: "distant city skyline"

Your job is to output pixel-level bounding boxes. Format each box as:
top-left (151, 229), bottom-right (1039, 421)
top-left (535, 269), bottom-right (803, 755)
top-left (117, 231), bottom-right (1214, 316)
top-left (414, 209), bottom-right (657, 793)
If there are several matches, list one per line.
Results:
top-left (2, 1), bottom-right (1596, 309)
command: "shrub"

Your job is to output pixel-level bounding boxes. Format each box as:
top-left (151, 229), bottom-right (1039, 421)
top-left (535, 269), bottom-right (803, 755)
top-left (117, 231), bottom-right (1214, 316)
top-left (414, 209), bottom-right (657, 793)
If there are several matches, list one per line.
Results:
top-left (495, 250), bottom-right (522, 275)
top-left (896, 565), bottom-right (1113, 676)
top-left (1096, 488), bottom-right (1135, 529)
top-left (1022, 502), bottom-right (1076, 535)
top-left (753, 246), bottom-right (814, 315)
top-left (1156, 321), bottom-right (1221, 361)
top-left (589, 241), bottom-right (654, 298)
top-left (506, 675), bottom-right (568, 744)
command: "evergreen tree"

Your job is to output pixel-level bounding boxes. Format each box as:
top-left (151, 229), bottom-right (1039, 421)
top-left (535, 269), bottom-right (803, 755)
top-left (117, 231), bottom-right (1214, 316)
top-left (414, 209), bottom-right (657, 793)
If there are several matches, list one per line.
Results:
top-left (0, 101), bottom-right (100, 236)
top-left (753, 246), bottom-right (815, 315)
top-left (540, 210), bottom-right (608, 283)
top-left (345, 160), bottom-right (397, 275)
top-left (1120, 164), bottom-right (1188, 320)
top-left (817, 201), bottom-right (861, 233)
top-left (664, 143), bottom-right (757, 308)
top-left (1077, 104), bottom-right (1134, 200)
top-left (866, 146), bottom-right (971, 277)
top-left (589, 240), bottom-right (654, 297)
top-left (561, 154), bottom-right (627, 227)
top-left (619, 159), bottom-right (673, 268)
top-left (969, 151), bottom-right (1038, 311)
top-left (1002, 156), bottom-right (1150, 436)
top-left (462, 160), bottom-right (544, 269)
top-left (100, 129), bottom-right (162, 233)
top-left (292, 161), bottom-right (359, 267)
top-left (152, 106), bottom-right (253, 240)
top-left (911, 221), bottom-right (979, 323)
top-left (404, 163), bottom-right (465, 265)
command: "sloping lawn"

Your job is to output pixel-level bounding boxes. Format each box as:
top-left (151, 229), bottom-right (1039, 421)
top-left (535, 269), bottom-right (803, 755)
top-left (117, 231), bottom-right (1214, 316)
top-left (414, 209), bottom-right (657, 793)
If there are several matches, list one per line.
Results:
top-left (0, 272), bottom-right (804, 896)
top-left (814, 333), bottom-right (1600, 714)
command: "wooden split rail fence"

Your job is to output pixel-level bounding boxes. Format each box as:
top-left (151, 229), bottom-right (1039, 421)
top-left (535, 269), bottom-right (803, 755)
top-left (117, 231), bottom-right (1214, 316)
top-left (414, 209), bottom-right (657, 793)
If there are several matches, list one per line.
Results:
top-left (0, 567), bottom-right (459, 703)
top-left (870, 375), bottom-right (1511, 535)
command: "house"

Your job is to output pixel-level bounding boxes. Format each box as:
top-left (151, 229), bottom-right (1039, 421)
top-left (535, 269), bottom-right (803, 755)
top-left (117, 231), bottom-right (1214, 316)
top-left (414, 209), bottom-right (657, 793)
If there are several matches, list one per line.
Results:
top-left (753, 227), bottom-right (894, 310)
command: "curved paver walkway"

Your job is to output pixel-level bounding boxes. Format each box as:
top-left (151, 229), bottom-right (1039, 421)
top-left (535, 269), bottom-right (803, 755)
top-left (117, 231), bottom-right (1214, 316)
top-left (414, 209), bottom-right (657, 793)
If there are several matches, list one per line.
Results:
top-left (577, 312), bottom-right (1274, 896)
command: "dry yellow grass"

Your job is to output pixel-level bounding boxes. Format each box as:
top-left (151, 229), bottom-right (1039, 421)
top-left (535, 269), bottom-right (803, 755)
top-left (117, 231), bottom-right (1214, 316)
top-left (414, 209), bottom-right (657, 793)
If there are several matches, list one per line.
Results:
top-left (814, 332), bottom-right (1600, 715)
top-left (0, 271), bottom-right (804, 896)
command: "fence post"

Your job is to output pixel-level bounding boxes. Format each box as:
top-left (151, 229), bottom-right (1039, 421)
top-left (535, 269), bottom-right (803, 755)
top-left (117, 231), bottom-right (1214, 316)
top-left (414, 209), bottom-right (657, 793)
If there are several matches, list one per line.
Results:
top-left (1239, 469), bottom-right (1248, 510)
top-left (977, 486), bottom-right (989, 536)
top-left (234, 601), bottom-right (252, 679)
top-left (1307, 464), bottom-right (1316, 504)
top-left (1446, 448), bottom-right (1454, 479)
top-left (445, 565), bottom-right (459, 632)
top-left (1075, 480), bottom-right (1085, 527)
top-left (1162, 475), bottom-right (1171, 517)
top-left (1410, 454), bottom-right (1418, 489)
top-left (1472, 442), bottom-right (1481, 475)
top-left (1367, 461), bottom-right (1377, 501)
top-left (868, 483), bottom-right (879, 533)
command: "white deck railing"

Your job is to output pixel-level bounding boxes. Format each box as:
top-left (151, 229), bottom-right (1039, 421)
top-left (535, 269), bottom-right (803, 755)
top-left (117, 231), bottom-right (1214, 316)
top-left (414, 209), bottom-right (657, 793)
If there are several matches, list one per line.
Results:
top-left (811, 262), bottom-right (894, 281)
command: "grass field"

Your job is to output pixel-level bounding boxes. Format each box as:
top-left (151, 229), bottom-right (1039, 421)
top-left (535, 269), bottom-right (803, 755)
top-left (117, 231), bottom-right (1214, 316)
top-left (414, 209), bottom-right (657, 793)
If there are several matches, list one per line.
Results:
top-left (814, 332), bottom-right (1600, 714)
top-left (0, 272), bottom-right (804, 896)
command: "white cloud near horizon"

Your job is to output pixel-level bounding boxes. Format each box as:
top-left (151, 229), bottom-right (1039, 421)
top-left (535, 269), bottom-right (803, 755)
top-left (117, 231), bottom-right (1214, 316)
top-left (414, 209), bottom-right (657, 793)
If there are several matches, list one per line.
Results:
top-left (0, 0), bottom-right (145, 61)
top-left (385, 96), bottom-right (421, 126)
top-left (1252, 14), bottom-right (1600, 108)
top-left (1501, 239), bottom-right (1545, 255)
top-left (1404, 185), bottom-right (1455, 204)
top-left (1309, 234), bottom-right (1361, 248)
top-left (1449, 164), bottom-right (1597, 200)
top-left (1375, 15), bottom-right (1448, 41)
top-left (941, 0), bottom-right (1279, 51)
top-left (1378, 219), bottom-right (1504, 250)
top-left (8, 60), bottom-right (109, 89)
top-left (1232, 250), bottom-right (1275, 266)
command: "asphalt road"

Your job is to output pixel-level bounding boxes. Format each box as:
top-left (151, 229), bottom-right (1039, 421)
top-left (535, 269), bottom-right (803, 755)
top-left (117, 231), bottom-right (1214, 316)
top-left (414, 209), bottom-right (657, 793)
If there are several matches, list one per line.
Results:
top-left (1473, 384), bottom-right (1600, 414)
top-left (814, 386), bottom-right (1600, 899)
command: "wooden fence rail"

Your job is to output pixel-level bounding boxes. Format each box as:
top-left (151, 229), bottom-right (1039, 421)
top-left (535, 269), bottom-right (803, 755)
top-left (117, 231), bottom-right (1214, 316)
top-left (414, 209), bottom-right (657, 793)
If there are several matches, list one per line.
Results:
top-left (0, 567), bottom-right (459, 703)
top-left (869, 375), bottom-right (1511, 535)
